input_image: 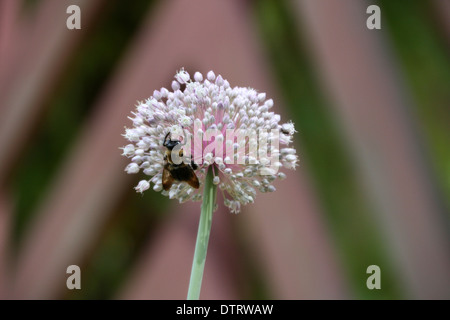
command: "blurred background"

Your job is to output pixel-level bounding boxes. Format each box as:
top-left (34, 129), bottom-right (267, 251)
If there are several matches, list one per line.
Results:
top-left (0, 0), bottom-right (449, 299)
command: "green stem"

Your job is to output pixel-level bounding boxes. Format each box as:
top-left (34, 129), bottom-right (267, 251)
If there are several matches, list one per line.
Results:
top-left (187, 166), bottom-right (217, 300)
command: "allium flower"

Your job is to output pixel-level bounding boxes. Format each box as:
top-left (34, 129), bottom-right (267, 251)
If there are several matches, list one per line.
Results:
top-left (122, 68), bottom-right (298, 213)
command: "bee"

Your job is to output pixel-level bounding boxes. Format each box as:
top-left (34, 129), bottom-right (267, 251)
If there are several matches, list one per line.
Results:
top-left (162, 131), bottom-right (199, 191)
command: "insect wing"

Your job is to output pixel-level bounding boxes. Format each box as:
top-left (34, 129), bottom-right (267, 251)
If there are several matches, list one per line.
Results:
top-left (185, 169), bottom-right (200, 189)
top-left (162, 167), bottom-right (175, 191)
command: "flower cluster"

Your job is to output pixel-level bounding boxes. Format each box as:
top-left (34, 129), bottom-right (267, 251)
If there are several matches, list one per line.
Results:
top-left (122, 69), bottom-right (298, 213)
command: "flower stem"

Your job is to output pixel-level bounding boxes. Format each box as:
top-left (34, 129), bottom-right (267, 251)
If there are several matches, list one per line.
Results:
top-left (187, 166), bottom-right (217, 300)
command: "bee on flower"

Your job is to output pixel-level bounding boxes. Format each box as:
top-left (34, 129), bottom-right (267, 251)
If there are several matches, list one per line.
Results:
top-left (122, 69), bottom-right (298, 213)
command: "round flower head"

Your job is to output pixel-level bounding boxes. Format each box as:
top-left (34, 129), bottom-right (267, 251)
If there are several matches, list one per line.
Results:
top-left (122, 69), bottom-right (298, 213)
